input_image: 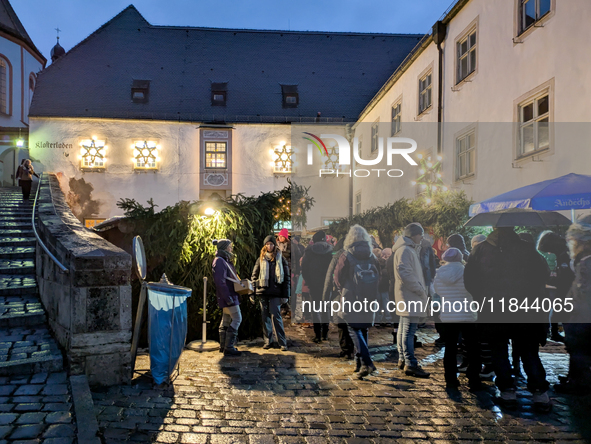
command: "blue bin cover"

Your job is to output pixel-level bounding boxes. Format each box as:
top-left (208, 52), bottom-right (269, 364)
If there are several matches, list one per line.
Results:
top-left (147, 283), bottom-right (192, 384)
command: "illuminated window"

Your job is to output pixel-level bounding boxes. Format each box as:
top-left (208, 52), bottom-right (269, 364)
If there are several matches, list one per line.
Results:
top-left (273, 144), bottom-right (292, 174)
top-left (205, 142), bottom-right (227, 169)
top-left (133, 140), bottom-right (159, 169)
top-left (84, 219), bottom-right (106, 228)
top-left (80, 137), bottom-right (106, 168)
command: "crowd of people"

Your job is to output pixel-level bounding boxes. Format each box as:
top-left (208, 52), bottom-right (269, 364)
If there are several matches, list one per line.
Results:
top-left (211, 217), bottom-right (591, 412)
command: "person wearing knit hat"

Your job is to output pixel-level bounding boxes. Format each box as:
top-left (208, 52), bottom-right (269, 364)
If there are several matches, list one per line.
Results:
top-left (391, 223), bottom-right (429, 378)
top-left (471, 234), bottom-right (487, 249)
top-left (251, 234), bottom-right (290, 351)
top-left (212, 239), bottom-right (242, 356)
top-left (447, 234), bottom-right (470, 262)
top-left (276, 228), bottom-right (291, 273)
top-left (312, 230), bottom-right (326, 243)
top-left (433, 247), bottom-right (480, 390)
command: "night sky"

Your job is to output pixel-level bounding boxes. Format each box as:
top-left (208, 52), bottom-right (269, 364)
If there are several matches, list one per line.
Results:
top-left (12, 0), bottom-right (452, 63)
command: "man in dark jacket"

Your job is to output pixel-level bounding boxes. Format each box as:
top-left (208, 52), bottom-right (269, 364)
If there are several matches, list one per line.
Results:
top-left (464, 227), bottom-right (551, 411)
top-left (322, 238), bottom-right (354, 358)
top-left (302, 230), bottom-right (334, 342)
top-left (447, 233), bottom-right (470, 262)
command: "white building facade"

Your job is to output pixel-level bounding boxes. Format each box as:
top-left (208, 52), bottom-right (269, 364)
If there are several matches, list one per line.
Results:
top-left (0, 0), bottom-right (45, 186)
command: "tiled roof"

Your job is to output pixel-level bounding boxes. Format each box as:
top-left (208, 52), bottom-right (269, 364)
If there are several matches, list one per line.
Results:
top-left (30, 5), bottom-right (423, 123)
top-left (0, 0), bottom-right (45, 63)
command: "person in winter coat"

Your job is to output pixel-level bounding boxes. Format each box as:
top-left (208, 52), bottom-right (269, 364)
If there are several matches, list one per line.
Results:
top-left (374, 248), bottom-right (392, 324)
top-left (334, 225), bottom-right (379, 379)
top-left (301, 230), bottom-right (334, 342)
top-left (552, 217), bottom-right (591, 395)
top-left (392, 223), bottom-right (430, 378)
top-left (252, 235), bottom-right (290, 351)
top-left (464, 227), bottom-right (551, 411)
top-left (322, 238), bottom-right (354, 358)
top-left (16, 159), bottom-right (39, 201)
top-left (447, 233), bottom-right (470, 262)
top-left (276, 228), bottom-right (291, 268)
top-left (471, 234), bottom-right (486, 249)
top-left (212, 239), bottom-right (242, 356)
top-left (433, 248), bottom-right (481, 389)
top-left (537, 231), bottom-right (574, 342)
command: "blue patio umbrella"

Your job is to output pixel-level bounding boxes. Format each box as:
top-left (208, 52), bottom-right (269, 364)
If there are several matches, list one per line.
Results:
top-left (469, 173), bottom-right (591, 220)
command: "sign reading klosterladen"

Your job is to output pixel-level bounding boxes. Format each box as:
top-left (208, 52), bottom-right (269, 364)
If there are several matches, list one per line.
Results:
top-left (35, 142), bottom-right (74, 149)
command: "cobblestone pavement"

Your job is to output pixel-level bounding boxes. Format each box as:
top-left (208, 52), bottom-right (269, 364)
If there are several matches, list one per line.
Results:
top-left (0, 371), bottom-right (76, 443)
top-left (92, 323), bottom-right (591, 444)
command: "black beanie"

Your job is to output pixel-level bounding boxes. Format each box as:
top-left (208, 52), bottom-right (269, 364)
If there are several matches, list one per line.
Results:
top-left (312, 230), bottom-right (326, 243)
top-left (213, 239), bottom-right (231, 251)
top-left (403, 223), bottom-right (424, 238)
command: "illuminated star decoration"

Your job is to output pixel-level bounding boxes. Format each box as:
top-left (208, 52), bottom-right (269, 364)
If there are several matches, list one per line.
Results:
top-left (411, 154), bottom-right (448, 204)
top-left (80, 137), bottom-right (106, 167)
top-left (133, 141), bottom-right (158, 168)
top-left (273, 143), bottom-right (292, 173)
top-left (324, 143), bottom-right (341, 171)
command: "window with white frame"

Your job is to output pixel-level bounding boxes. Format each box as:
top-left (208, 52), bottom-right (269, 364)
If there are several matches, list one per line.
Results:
top-left (355, 192), bottom-right (361, 215)
top-left (205, 141), bottom-right (227, 169)
top-left (133, 140), bottom-right (159, 169)
top-left (80, 137), bottom-right (106, 168)
top-left (371, 120), bottom-right (379, 153)
top-left (456, 131), bottom-right (476, 180)
top-left (519, 0), bottom-right (551, 34)
top-left (0, 57), bottom-right (8, 114)
top-left (518, 93), bottom-right (549, 156)
top-left (391, 102), bottom-right (401, 135)
top-left (418, 72), bottom-right (432, 114)
top-left (457, 30), bottom-right (476, 83)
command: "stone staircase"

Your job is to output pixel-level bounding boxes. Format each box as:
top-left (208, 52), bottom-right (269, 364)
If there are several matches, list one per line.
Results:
top-left (0, 187), bottom-right (63, 376)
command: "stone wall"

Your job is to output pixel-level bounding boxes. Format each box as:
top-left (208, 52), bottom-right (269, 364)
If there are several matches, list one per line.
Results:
top-left (35, 174), bottom-right (132, 386)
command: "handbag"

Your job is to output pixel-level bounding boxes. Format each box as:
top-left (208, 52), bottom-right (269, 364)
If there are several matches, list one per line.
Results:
top-left (227, 265), bottom-right (254, 295)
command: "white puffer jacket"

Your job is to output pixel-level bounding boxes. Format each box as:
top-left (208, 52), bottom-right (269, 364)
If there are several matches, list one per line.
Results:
top-left (433, 262), bottom-right (477, 323)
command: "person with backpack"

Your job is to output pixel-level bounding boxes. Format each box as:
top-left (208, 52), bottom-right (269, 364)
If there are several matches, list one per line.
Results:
top-left (301, 230), bottom-right (333, 342)
top-left (212, 239), bottom-right (242, 357)
top-left (334, 225), bottom-right (380, 379)
top-left (393, 223), bottom-right (430, 378)
top-left (251, 235), bottom-right (290, 351)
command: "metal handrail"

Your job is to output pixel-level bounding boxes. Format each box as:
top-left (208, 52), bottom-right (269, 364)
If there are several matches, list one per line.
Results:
top-left (32, 173), bottom-right (69, 274)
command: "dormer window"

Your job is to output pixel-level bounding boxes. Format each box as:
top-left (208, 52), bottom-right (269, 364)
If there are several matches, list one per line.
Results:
top-left (211, 82), bottom-right (227, 106)
top-left (131, 80), bottom-right (150, 104)
top-left (281, 85), bottom-right (298, 108)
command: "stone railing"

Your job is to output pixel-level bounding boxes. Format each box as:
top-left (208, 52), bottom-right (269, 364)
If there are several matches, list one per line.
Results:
top-left (35, 174), bottom-right (132, 386)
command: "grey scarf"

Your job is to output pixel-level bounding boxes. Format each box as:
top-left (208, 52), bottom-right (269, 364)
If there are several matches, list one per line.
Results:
top-left (258, 250), bottom-right (284, 288)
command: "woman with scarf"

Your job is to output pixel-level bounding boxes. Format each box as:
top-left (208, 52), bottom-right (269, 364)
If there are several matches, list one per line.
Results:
top-left (251, 235), bottom-right (290, 351)
top-left (16, 159), bottom-right (39, 201)
top-left (212, 239), bottom-right (242, 356)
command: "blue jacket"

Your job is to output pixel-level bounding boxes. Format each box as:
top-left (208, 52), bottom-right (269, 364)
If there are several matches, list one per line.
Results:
top-left (212, 252), bottom-right (240, 308)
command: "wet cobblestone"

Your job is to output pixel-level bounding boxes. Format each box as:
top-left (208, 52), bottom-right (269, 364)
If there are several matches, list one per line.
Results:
top-left (91, 324), bottom-right (590, 443)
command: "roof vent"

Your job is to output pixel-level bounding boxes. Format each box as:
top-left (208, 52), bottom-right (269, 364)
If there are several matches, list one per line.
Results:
top-left (131, 79), bottom-right (150, 103)
top-left (281, 84), bottom-right (299, 108)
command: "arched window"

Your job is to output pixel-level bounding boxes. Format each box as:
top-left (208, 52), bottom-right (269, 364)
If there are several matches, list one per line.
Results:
top-left (0, 55), bottom-right (11, 115)
top-left (29, 73), bottom-right (35, 105)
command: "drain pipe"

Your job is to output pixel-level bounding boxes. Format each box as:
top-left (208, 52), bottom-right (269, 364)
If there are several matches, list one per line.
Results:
top-left (433, 21), bottom-right (447, 154)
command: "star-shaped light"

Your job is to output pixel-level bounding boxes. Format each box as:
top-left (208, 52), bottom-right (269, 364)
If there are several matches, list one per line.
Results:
top-left (273, 143), bottom-right (292, 173)
top-left (133, 141), bottom-right (159, 168)
top-left (411, 154), bottom-right (448, 203)
top-left (80, 137), bottom-right (106, 168)
top-left (324, 143), bottom-right (342, 171)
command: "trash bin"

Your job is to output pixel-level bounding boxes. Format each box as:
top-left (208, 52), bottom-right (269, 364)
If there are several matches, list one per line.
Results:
top-left (146, 278), bottom-right (192, 384)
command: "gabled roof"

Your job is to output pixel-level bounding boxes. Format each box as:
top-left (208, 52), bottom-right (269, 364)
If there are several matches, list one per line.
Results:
top-left (30, 5), bottom-right (422, 123)
top-left (0, 0), bottom-right (46, 64)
